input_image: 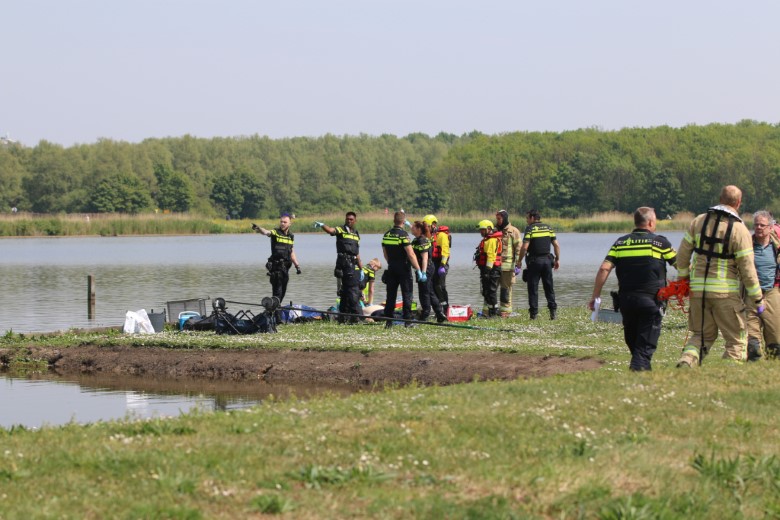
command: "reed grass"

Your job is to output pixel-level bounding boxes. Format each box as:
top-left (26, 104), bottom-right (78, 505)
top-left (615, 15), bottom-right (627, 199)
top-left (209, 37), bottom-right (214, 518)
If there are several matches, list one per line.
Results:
top-left (0, 211), bottom-right (695, 237)
top-left (2, 309), bottom-right (780, 517)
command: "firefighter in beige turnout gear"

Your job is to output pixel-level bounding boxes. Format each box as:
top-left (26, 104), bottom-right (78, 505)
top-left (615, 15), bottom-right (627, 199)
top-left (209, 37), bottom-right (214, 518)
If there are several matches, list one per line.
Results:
top-left (676, 185), bottom-right (763, 367)
top-left (495, 210), bottom-right (522, 317)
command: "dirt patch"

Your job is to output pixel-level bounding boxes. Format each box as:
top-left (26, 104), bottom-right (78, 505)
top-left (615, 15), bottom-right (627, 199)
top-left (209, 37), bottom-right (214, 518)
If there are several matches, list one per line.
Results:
top-left (1, 346), bottom-right (602, 387)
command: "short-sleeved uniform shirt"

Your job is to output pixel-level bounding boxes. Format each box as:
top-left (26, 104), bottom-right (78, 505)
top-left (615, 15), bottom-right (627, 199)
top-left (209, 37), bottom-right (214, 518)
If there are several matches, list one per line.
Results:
top-left (605, 229), bottom-right (677, 295)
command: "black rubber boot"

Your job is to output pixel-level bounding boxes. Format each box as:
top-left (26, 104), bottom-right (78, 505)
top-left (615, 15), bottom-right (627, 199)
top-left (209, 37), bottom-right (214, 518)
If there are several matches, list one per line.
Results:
top-left (747, 338), bottom-right (762, 362)
top-left (767, 343), bottom-right (780, 359)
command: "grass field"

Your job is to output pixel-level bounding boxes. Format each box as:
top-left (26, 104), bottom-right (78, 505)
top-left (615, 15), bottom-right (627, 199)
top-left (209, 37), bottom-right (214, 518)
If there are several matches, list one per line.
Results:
top-left (2, 308), bottom-right (780, 518)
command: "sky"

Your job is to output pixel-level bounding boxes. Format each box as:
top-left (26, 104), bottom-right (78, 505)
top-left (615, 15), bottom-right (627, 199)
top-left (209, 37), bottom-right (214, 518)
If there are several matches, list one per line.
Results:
top-left (3, 0), bottom-right (779, 147)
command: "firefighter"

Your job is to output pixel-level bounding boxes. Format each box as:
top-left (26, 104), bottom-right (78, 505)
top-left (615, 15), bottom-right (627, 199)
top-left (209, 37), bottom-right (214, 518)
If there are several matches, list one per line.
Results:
top-left (382, 212), bottom-right (425, 328)
top-left (588, 207), bottom-right (678, 371)
top-left (423, 214), bottom-right (451, 317)
top-left (517, 209), bottom-right (560, 320)
top-left (314, 212), bottom-right (363, 323)
top-left (495, 209), bottom-right (522, 317)
top-left (745, 210), bottom-right (780, 361)
top-left (475, 219), bottom-right (503, 317)
top-left (676, 185), bottom-right (763, 367)
top-left (252, 214), bottom-right (301, 322)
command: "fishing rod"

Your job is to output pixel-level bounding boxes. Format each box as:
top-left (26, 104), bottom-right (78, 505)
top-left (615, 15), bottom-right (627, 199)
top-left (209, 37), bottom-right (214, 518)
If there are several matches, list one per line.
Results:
top-left (222, 298), bottom-right (519, 332)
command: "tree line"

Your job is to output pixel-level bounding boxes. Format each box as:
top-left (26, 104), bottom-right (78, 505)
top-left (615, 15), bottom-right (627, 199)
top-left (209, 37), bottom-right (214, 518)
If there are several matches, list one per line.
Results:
top-left (1, 120), bottom-right (779, 219)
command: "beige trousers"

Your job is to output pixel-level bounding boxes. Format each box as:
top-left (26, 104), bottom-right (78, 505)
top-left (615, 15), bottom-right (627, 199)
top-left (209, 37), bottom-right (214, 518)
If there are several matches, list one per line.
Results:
top-left (679, 295), bottom-right (747, 364)
top-left (746, 288), bottom-right (780, 347)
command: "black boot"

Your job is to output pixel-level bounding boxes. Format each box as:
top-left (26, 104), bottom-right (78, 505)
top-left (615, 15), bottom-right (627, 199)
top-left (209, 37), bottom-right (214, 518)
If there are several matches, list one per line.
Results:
top-left (529, 311), bottom-right (538, 320)
top-left (747, 338), bottom-right (762, 362)
top-left (436, 312), bottom-right (447, 323)
top-left (550, 308), bottom-right (558, 321)
top-left (767, 343), bottom-right (780, 359)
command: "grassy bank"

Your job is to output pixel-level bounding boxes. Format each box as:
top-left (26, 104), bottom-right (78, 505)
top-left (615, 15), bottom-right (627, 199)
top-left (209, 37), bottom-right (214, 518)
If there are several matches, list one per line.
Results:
top-left (3, 309), bottom-right (780, 518)
top-left (0, 211), bottom-right (697, 237)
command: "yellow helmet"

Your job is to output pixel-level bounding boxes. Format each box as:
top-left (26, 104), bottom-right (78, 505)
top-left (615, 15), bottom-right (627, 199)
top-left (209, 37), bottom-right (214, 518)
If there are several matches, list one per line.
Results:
top-left (478, 219), bottom-right (494, 230)
top-left (422, 214), bottom-right (438, 226)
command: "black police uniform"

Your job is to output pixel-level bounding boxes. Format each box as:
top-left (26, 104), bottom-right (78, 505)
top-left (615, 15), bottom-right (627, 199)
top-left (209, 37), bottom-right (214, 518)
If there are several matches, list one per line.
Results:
top-left (523, 221), bottom-right (558, 317)
top-left (605, 229), bottom-right (677, 371)
top-left (333, 225), bottom-right (361, 323)
top-left (267, 228), bottom-right (294, 310)
top-left (412, 235), bottom-right (445, 321)
top-left (382, 226), bottom-right (414, 325)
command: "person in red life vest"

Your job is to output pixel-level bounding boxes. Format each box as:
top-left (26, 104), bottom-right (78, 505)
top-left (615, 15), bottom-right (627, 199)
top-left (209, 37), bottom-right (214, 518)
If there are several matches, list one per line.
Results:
top-left (476, 219), bottom-right (503, 318)
top-left (423, 214), bottom-right (451, 316)
top-left (411, 220), bottom-right (447, 323)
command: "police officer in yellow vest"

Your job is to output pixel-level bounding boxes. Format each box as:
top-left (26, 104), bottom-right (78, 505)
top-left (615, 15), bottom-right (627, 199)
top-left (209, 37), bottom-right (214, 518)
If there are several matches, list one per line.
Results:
top-left (315, 212), bottom-right (363, 323)
top-left (518, 209), bottom-right (560, 320)
top-left (252, 214), bottom-right (301, 321)
top-left (588, 207), bottom-right (677, 371)
top-left (676, 185), bottom-right (763, 367)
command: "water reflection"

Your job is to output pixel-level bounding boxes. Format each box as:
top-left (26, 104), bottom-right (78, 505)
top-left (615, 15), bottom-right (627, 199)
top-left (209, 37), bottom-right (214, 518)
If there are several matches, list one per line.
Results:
top-left (0, 371), bottom-right (358, 429)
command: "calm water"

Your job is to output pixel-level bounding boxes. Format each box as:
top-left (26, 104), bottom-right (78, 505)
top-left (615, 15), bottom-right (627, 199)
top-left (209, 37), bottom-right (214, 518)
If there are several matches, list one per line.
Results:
top-left (0, 231), bottom-right (684, 333)
top-left (1, 231), bottom-right (683, 428)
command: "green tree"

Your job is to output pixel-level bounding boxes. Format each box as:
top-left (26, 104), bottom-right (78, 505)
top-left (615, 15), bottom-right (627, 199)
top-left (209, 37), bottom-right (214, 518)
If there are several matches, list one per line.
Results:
top-left (153, 163), bottom-right (195, 212)
top-left (210, 171), bottom-right (266, 219)
top-left (87, 174), bottom-right (153, 213)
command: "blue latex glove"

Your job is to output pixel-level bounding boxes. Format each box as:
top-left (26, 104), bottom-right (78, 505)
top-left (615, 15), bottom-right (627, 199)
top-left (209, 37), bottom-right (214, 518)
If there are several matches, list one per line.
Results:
top-left (757, 304), bottom-right (766, 315)
top-left (404, 219), bottom-right (411, 227)
top-left (438, 266), bottom-right (446, 276)
top-left (514, 266), bottom-right (521, 276)
top-left (313, 221), bottom-right (325, 228)
top-left (359, 270), bottom-right (365, 282)
top-left (417, 270), bottom-right (427, 283)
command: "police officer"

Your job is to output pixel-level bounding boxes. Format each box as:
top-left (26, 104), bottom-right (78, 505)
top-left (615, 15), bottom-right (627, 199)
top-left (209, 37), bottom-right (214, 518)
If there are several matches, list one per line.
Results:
top-left (315, 212), bottom-right (363, 323)
top-left (252, 214), bottom-right (301, 321)
top-left (382, 211), bottom-right (424, 328)
top-left (518, 209), bottom-right (560, 320)
top-left (588, 207), bottom-right (677, 371)
top-left (676, 185), bottom-right (762, 367)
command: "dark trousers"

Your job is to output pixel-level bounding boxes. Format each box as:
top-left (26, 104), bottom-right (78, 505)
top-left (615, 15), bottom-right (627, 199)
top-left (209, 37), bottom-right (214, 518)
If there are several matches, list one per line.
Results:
top-left (432, 260), bottom-right (449, 311)
top-left (619, 292), bottom-right (663, 371)
top-left (384, 267), bottom-right (414, 320)
top-left (526, 256), bottom-right (556, 314)
top-left (480, 267), bottom-right (501, 315)
top-left (338, 264), bottom-right (362, 322)
top-left (269, 269), bottom-right (290, 322)
top-left (418, 263), bottom-right (443, 319)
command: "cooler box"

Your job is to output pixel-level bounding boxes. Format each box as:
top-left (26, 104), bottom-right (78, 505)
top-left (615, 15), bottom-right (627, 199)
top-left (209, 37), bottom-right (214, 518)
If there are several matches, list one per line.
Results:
top-left (178, 311), bottom-right (201, 330)
top-left (447, 305), bottom-right (473, 322)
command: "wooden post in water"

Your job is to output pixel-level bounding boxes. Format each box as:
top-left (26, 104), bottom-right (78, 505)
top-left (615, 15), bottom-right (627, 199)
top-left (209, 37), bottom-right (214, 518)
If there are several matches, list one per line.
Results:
top-left (87, 275), bottom-right (96, 319)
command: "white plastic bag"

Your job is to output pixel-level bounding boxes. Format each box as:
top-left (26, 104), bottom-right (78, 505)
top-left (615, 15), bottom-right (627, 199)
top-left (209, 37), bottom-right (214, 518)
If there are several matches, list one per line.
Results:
top-left (590, 297), bottom-right (601, 322)
top-left (123, 309), bottom-right (156, 334)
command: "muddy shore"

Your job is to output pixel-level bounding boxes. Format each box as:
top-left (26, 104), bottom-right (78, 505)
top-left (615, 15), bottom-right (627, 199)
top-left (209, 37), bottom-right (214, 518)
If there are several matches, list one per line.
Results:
top-left (0, 346), bottom-right (603, 386)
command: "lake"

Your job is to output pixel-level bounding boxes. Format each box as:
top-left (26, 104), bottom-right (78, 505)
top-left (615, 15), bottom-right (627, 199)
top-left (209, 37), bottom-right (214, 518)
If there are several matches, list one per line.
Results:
top-left (0, 231), bottom-right (684, 333)
top-left (1, 230), bottom-right (684, 428)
